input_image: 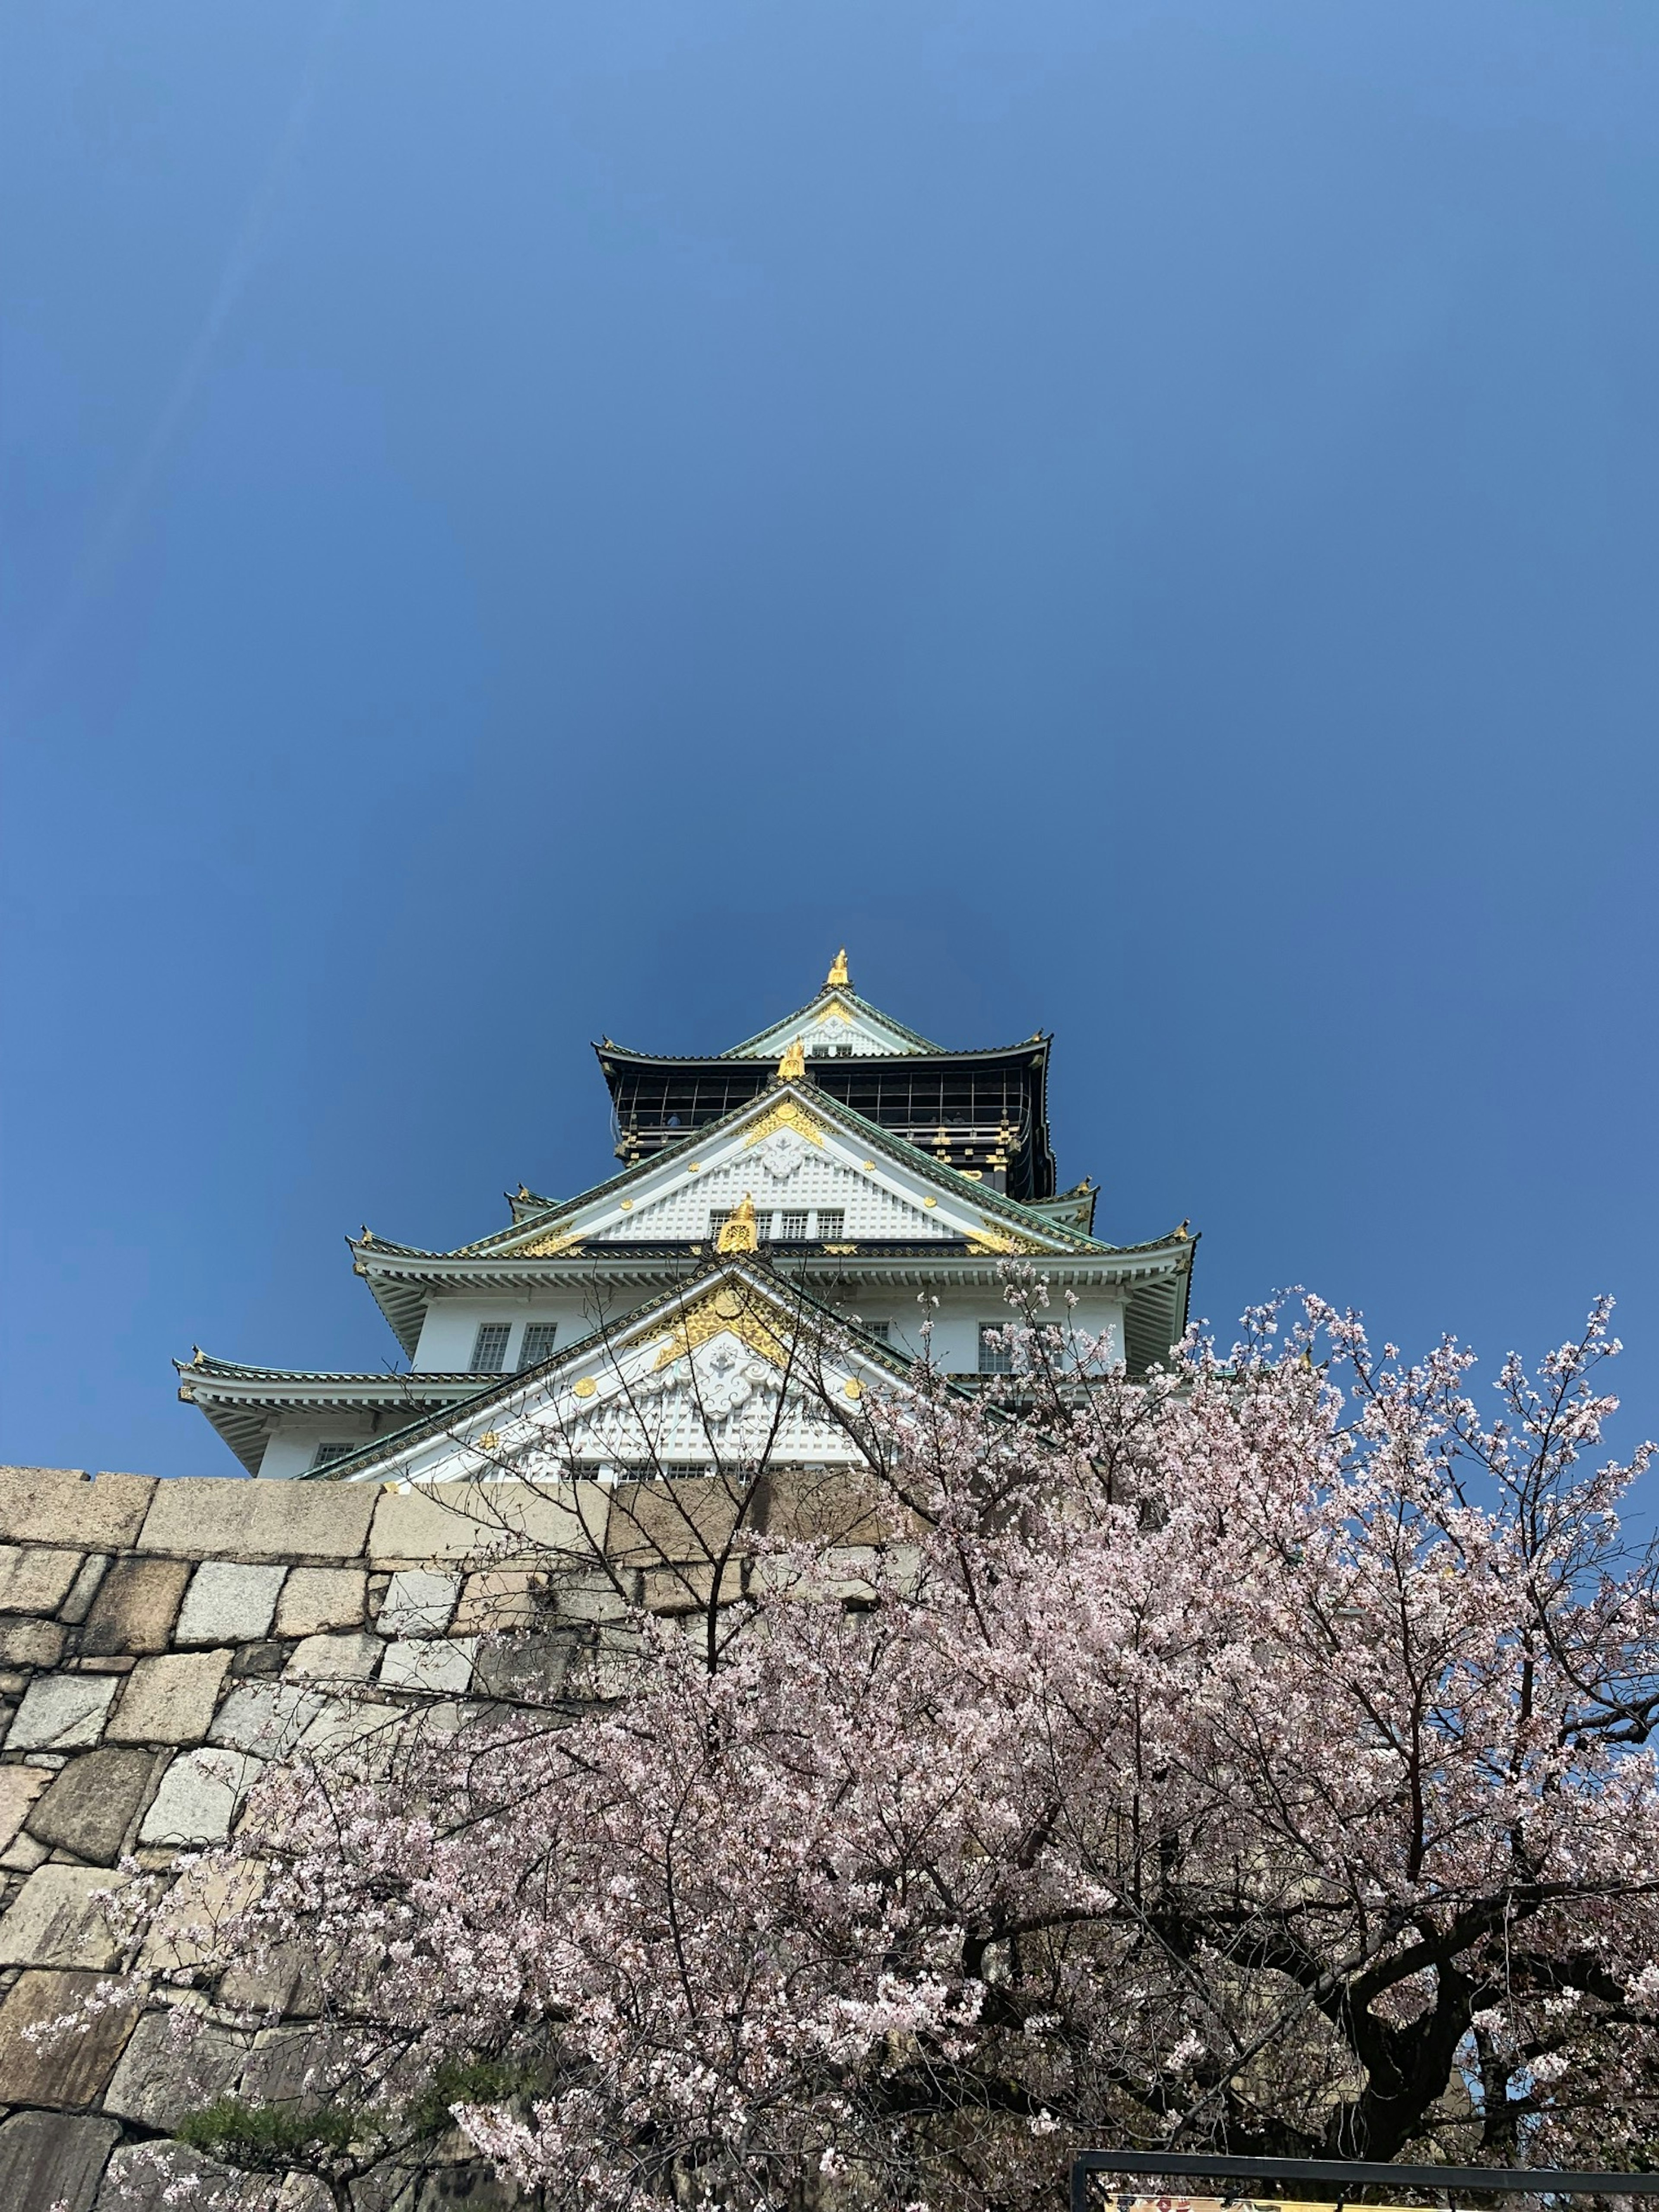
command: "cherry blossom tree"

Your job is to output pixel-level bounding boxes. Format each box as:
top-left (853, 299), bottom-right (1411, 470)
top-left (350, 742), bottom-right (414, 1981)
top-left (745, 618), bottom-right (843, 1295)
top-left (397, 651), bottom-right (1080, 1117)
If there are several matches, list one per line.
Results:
top-left (121, 1282), bottom-right (1659, 2209)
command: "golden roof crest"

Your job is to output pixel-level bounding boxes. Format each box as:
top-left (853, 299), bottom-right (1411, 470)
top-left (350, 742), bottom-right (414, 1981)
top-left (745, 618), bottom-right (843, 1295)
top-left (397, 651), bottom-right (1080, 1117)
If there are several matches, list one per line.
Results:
top-left (825, 947), bottom-right (851, 988)
top-left (715, 1194), bottom-right (760, 1253)
top-left (775, 1036), bottom-right (807, 1082)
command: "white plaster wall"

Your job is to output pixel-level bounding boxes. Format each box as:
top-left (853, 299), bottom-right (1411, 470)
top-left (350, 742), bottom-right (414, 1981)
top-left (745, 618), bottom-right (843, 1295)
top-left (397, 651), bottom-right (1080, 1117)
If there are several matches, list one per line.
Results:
top-left (411, 1297), bottom-right (602, 1373)
top-left (842, 1294), bottom-right (1123, 1374)
top-left (257, 1414), bottom-right (380, 1480)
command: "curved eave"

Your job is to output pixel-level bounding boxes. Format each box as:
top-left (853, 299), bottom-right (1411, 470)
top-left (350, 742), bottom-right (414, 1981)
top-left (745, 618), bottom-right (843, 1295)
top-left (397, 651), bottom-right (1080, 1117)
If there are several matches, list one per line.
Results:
top-left (175, 1358), bottom-right (503, 1476)
top-left (596, 1038), bottom-right (1046, 1076)
top-left (350, 1235), bottom-right (1198, 1370)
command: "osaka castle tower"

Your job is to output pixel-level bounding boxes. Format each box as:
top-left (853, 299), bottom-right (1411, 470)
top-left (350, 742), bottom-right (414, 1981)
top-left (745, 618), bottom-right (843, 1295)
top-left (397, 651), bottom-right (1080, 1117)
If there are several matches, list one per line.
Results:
top-left (176, 955), bottom-right (1197, 1483)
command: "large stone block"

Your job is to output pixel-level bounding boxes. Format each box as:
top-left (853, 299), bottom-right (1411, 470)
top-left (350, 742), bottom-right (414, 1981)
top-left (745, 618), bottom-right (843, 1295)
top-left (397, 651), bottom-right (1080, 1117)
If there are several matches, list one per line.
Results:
top-left (453, 1566), bottom-right (545, 1632)
top-left (8, 1669), bottom-right (120, 1750)
top-left (0, 1613), bottom-right (67, 1666)
top-left (0, 2108), bottom-right (120, 2212)
top-left (136, 1477), bottom-right (376, 1563)
top-left (208, 1679), bottom-right (325, 1756)
top-left (175, 1560), bottom-right (288, 1646)
top-left (378, 1568), bottom-right (459, 1637)
top-left (101, 2005), bottom-right (247, 2131)
top-left (380, 1636), bottom-right (478, 1693)
top-left (97, 2140), bottom-right (248, 2212)
top-left (473, 1633), bottom-right (574, 1701)
top-left (606, 1476), bottom-right (746, 1566)
top-left (274, 1565), bottom-right (365, 1635)
top-left (137, 1856), bottom-right (263, 1975)
top-left (81, 1557), bottom-right (191, 1656)
top-left (0, 1466), bottom-right (156, 1551)
top-left (369, 1477), bottom-right (604, 1566)
top-left (0, 1864), bottom-right (130, 1968)
top-left (0, 1543), bottom-right (85, 1614)
top-left (0, 1968), bottom-right (138, 2107)
top-left (138, 1748), bottom-right (264, 1847)
top-left (107, 1648), bottom-right (232, 1745)
top-left (0, 1761), bottom-right (50, 1850)
top-left (28, 1746), bottom-right (159, 1863)
top-left (284, 1631), bottom-right (381, 1681)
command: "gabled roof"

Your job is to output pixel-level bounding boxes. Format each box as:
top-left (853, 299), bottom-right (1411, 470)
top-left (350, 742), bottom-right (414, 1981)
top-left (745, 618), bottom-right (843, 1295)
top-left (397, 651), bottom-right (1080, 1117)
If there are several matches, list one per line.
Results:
top-left (304, 1254), bottom-right (936, 1485)
top-left (719, 985), bottom-right (942, 1060)
top-left (439, 1077), bottom-right (1110, 1262)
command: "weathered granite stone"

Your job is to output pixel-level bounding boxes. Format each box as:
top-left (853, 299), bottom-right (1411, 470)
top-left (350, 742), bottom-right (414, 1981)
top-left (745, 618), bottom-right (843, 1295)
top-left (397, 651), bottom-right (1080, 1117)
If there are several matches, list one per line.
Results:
top-left (547, 1571), bottom-right (632, 1624)
top-left (607, 1476), bottom-right (742, 1566)
top-left (60, 1552), bottom-right (111, 1624)
top-left (106, 1649), bottom-right (232, 1745)
top-left (0, 1761), bottom-right (50, 1850)
top-left (81, 1557), bottom-right (191, 1657)
top-left (274, 1565), bottom-right (366, 1635)
top-left (0, 1863), bottom-right (130, 1968)
top-left (2, 1827), bottom-right (52, 1871)
top-left (96, 2139), bottom-right (247, 2212)
top-left (208, 1680), bottom-right (326, 1755)
top-left (102, 2005), bottom-right (248, 2130)
top-left (0, 1467), bottom-right (156, 1551)
top-left (228, 1639), bottom-right (293, 1677)
top-left (175, 1561), bottom-right (288, 1646)
top-left (412, 2158), bottom-right (518, 2209)
top-left (137, 1857), bottom-right (263, 1974)
top-left (139, 1748), bottom-right (264, 1845)
top-left (8, 1671), bottom-right (119, 1751)
top-left (0, 1968), bottom-right (138, 2107)
top-left (380, 1636), bottom-right (478, 1693)
top-left (453, 1567), bottom-right (545, 1633)
top-left (0, 2108), bottom-right (120, 2211)
top-left (284, 1631), bottom-right (381, 1682)
top-left (0, 1615), bottom-right (67, 1667)
top-left (378, 1569), bottom-right (459, 1638)
top-left (137, 1478), bottom-right (375, 1563)
top-left (299, 1696), bottom-right (403, 1758)
top-left (0, 1544), bottom-right (84, 1615)
top-left (369, 1477), bottom-right (598, 1566)
top-left (27, 1747), bottom-right (158, 1863)
top-left (473, 1634), bottom-right (573, 1700)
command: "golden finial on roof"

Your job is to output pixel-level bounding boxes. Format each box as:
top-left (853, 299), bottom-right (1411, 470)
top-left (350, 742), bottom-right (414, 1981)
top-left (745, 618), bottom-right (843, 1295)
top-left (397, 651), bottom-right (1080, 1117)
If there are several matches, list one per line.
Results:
top-left (715, 1194), bottom-right (759, 1253)
top-left (825, 947), bottom-right (850, 989)
top-left (776, 1036), bottom-right (807, 1082)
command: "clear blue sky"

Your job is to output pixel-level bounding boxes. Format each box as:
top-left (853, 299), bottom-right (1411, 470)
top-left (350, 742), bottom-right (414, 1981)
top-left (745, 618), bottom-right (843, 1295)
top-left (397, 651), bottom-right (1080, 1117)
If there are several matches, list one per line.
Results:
top-left (2, 1), bottom-right (1656, 1480)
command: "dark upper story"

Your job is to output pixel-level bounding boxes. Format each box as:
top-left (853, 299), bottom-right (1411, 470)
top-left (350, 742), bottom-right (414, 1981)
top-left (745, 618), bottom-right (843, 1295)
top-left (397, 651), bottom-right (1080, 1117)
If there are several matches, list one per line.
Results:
top-left (597, 1038), bottom-right (1058, 1201)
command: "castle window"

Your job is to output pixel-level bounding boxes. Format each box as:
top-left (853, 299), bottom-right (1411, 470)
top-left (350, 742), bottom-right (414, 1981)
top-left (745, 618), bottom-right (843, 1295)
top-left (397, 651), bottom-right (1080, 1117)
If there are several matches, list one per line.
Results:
top-left (978, 1323), bottom-right (1014, 1375)
top-left (709, 1209), bottom-right (731, 1239)
top-left (471, 1323), bottom-right (511, 1372)
top-left (518, 1323), bottom-right (559, 1368)
top-left (310, 1442), bottom-right (355, 1470)
top-left (753, 1210), bottom-right (774, 1241)
top-left (817, 1209), bottom-right (845, 1241)
top-left (779, 1210), bottom-right (808, 1239)
top-left (862, 1319), bottom-right (890, 1342)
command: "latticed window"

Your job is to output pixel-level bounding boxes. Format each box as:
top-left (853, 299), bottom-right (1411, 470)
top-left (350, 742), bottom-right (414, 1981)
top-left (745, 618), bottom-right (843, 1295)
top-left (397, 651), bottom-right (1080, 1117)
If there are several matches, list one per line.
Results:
top-left (862, 1319), bottom-right (890, 1342)
top-left (518, 1323), bottom-right (559, 1369)
top-left (779, 1210), bottom-right (809, 1239)
top-left (310, 1442), bottom-right (354, 1470)
top-left (708, 1209), bottom-right (731, 1239)
top-left (471, 1323), bottom-right (511, 1372)
top-left (817, 1209), bottom-right (845, 1241)
top-left (753, 1211), bottom-right (774, 1241)
top-left (978, 1322), bottom-right (1014, 1375)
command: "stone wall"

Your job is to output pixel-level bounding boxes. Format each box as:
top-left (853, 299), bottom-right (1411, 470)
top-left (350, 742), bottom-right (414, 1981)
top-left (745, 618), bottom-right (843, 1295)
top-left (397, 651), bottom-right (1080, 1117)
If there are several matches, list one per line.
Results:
top-left (0, 1463), bottom-right (714, 2212)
